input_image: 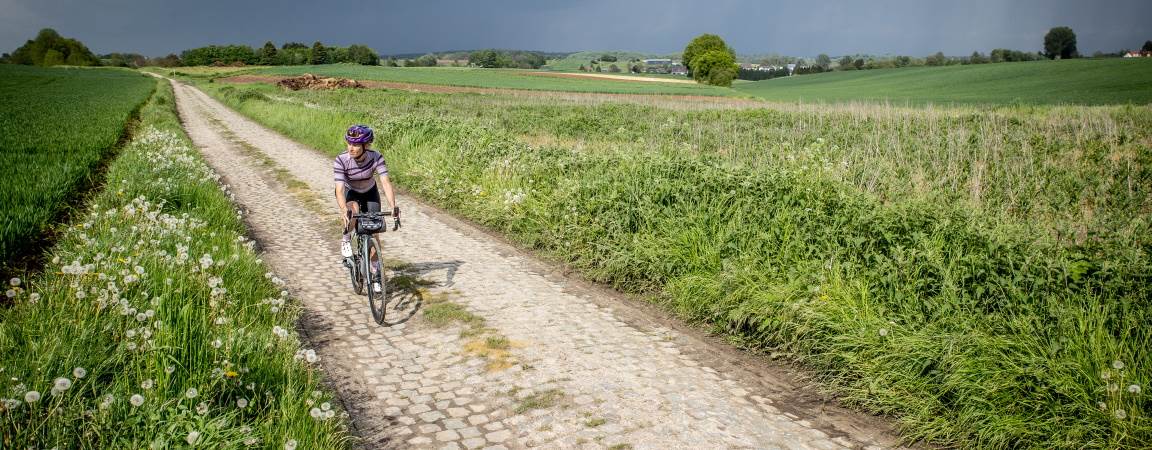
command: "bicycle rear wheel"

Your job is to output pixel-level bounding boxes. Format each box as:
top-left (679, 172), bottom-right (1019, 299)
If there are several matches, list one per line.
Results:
top-left (363, 236), bottom-right (388, 324)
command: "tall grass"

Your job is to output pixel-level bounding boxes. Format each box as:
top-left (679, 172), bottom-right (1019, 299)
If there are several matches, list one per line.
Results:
top-left (0, 81), bottom-right (351, 448)
top-left (204, 81), bottom-right (1150, 448)
top-left (0, 65), bottom-right (156, 266)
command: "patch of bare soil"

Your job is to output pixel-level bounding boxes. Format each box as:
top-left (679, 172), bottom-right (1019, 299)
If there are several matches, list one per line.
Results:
top-left (218, 75), bottom-right (765, 110)
top-left (523, 71), bottom-right (697, 84)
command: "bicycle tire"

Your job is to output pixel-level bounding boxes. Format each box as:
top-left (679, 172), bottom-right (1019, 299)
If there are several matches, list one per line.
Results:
top-left (348, 235), bottom-right (365, 295)
top-left (364, 236), bottom-right (388, 324)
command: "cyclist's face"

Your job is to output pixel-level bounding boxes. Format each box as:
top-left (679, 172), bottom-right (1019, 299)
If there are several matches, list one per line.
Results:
top-left (347, 142), bottom-right (366, 157)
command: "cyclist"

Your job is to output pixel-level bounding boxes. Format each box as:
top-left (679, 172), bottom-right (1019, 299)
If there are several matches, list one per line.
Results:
top-left (334, 124), bottom-right (399, 293)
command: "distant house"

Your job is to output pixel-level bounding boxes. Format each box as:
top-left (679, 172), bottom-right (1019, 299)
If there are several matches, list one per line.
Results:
top-left (669, 63), bottom-right (687, 75)
top-left (643, 58), bottom-right (672, 66)
top-left (1124, 51), bottom-right (1152, 58)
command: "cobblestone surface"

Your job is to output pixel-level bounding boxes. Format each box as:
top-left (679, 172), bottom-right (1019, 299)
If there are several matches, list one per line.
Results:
top-left (172, 79), bottom-right (908, 450)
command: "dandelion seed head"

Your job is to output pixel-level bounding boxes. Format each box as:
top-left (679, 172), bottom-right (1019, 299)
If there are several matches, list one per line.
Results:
top-left (186, 388), bottom-right (198, 398)
top-left (54, 378), bottom-right (72, 391)
top-left (186, 430), bottom-right (201, 445)
top-left (5, 290), bottom-right (16, 299)
top-left (1113, 360), bottom-right (1125, 370)
top-left (28, 293), bottom-right (39, 303)
top-left (73, 367), bottom-right (87, 379)
top-left (236, 398), bottom-right (248, 408)
top-left (196, 402), bottom-right (208, 415)
top-left (1115, 409), bottom-right (1127, 419)
top-left (1129, 384), bottom-right (1142, 394)
top-left (141, 379), bottom-right (153, 390)
top-left (24, 391), bottom-right (40, 403)
top-left (878, 328), bottom-right (888, 337)
top-left (310, 407), bottom-right (322, 418)
top-left (320, 402), bottom-right (331, 411)
top-left (284, 439), bottom-right (297, 450)
top-left (129, 394), bottom-right (144, 407)
top-left (212, 339), bottom-right (222, 348)
top-left (9, 278), bottom-right (19, 287)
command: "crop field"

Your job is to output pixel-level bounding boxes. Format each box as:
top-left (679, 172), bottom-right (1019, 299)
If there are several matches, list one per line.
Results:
top-left (202, 80), bottom-right (1151, 448)
top-left (252, 64), bottom-right (740, 96)
top-left (734, 58), bottom-right (1152, 105)
top-left (0, 80), bottom-right (350, 447)
top-left (0, 65), bottom-right (155, 267)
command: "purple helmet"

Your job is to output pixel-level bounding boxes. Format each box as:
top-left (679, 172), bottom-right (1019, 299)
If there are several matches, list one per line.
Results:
top-left (345, 125), bottom-right (374, 144)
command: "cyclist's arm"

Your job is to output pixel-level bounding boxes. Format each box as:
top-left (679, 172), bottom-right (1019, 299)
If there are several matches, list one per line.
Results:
top-left (377, 173), bottom-right (398, 211)
top-left (335, 183), bottom-right (349, 212)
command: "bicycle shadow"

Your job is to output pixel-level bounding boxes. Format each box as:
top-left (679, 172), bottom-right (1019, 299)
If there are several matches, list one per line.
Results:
top-left (379, 260), bottom-right (464, 327)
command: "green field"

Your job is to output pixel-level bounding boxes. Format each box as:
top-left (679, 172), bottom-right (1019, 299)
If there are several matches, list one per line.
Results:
top-left (734, 58), bottom-right (1152, 105)
top-left (1, 79), bottom-right (350, 447)
top-left (203, 80), bottom-right (1151, 448)
top-left (0, 65), bottom-right (155, 267)
top-left (252, 64), bottom-right (739, 96)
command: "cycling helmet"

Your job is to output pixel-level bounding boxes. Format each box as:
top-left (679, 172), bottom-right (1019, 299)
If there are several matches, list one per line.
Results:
top-left (345, 125), bottom-right (374, 144)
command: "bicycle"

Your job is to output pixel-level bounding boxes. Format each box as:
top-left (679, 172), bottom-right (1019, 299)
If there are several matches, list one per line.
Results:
top-left (342, 210), bottom-right (400, 324)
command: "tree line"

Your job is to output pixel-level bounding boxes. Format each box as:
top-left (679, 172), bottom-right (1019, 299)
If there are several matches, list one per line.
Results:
top-left (467, 50), bottom-right (547, 69)
top-left (179, 41), bottom-right (378, 66)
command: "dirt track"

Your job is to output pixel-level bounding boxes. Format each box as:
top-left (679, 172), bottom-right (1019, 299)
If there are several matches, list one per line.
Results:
top-left (218, 75), bottom-right (768, 110)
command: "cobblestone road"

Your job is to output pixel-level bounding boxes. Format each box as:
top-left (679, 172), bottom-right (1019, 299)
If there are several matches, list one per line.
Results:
top-left (171, 79), bottom-right (907, 450)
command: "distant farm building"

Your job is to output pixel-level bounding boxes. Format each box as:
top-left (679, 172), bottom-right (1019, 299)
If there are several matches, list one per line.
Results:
top-left (1124, 51), bottom-right (1152, 58)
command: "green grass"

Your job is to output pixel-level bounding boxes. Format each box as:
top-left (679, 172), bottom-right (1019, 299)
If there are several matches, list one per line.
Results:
top-left (0, 65), bottom-right (155, 267)
top-left (734, 58), bottom-right (1152, 105)
top-left (250, 64), bottom-right (739, 96)
top-left (201, 80), bottom-right (1150, 448)
top-left (0, 79), bottom-right (351, 447)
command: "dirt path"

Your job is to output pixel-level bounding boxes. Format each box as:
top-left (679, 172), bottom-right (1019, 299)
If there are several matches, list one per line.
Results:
top-left (170, 78), bottom-right (908, 450)
top-left (522, 72), bottom-right (697, 84)
top-left (218, 75), bottom-right (766, 110)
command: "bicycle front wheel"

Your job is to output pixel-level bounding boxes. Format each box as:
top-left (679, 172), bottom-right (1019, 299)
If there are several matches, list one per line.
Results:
top-left (363, 236), bottom-right (388, 324)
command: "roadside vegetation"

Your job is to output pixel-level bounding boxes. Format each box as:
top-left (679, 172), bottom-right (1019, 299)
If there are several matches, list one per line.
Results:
top-left (734, 57), bottom-right (1152, 105)
top-left (196, 78), bottom-right (1150, 448)
top-left (0, 65), bottom-right (154, 272)
top-left (0, 77), bottom-right (350, 447)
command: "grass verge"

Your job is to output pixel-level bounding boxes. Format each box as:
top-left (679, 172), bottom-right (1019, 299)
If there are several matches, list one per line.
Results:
top-left (0, 79), bottom-right (351, 448)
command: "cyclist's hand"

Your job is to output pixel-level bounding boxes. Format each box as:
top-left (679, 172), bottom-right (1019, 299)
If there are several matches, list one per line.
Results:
top-left (340, 212), bottom-right (350, 231)
top-left (393, 206), bottom-right (401, 218)
top-left (392, 207), bottom-right (402, 230)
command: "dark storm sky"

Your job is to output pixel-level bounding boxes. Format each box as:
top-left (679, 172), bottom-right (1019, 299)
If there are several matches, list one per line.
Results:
top-left (1, 0), bottom-right (1148, 57)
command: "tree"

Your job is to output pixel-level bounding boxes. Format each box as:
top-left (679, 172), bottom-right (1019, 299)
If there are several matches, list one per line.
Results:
top-left (1143, 40), bottom-right (1152, 52)
top-left (258, 41), bottom-right (278, 65)
top-left (1044, 26), bottom-right (1077, 59)
top-left (925, 51), bottom-right (946, 66)
top-left (969, 51), bottom-right (987, 64)
top-left (346, 45), bottom-right (379, 65)
top-left (607, 64), bottom-right (620, 73)
top-left (578, 64), bottom-right (586, 71)
top-left (682, 34), bottom-right (734, 78)
top-left (308, 41), bottom-right (328, 64)
top-left (837, 56), bottom-right (854, 70)
top-left (8, 28), bottom-right (99, 66)
top-left (691, 49), bottom-right (737, 86)
top-left (816, 54), bottom-right (831, 70)
top-left (853, 58), bottom-right (865, 70)
top-left (599, 54), bottom-right (617, 62)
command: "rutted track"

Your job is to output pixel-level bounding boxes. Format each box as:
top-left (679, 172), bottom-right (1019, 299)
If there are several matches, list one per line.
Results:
top-left (170, 77), bottom-right (908, 450)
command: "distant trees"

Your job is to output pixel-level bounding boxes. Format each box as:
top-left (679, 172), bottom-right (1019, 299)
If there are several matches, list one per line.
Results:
top-left (599, 54), bottom-right (617, 62)
top-left (99, 53), bottom-right (147, 67)
top-left (467, 50), bottom-right (546, 69)
top-left (969, 51), bottom-right (988, 64)
top-left (925, 51), bottom-right (947, 66)
top-left (815, 54), bottom-right (831, 70)
top-left (682, 34), bottom-right (734, 80)
top-left (1044, 26), bottom-right (1078, 59)
top-left (8, 28), bottom-right (99, 67)
top-left (308, 41), bottom-right (328, 64)
top-left (990, 48), bottom-right (1040, 63)
top-left (180, 45), bottom-right (256, 66)
top-left (347, 45), bottom-right (379, 65)
top-left (258, 42), bottom-right (278, 65)
top-left (607, 64), bottom-right (620, 73)
top-left (1143, 40), bottom-right (1152, 52)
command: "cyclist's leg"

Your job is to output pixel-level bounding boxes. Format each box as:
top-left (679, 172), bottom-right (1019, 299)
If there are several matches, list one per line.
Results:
top-left (362, 187), bottom-right (383, 275)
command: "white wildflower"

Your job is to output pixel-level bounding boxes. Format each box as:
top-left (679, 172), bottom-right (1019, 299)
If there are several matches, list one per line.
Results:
top-left (196, 402), bottom-right (209, 415)
top-left (130, 394), bottom-right (144, 407)
top-left (212, 339), bottom-right (222, 348)
top-left (141, 379), bottom-right (154, 389)
top-left (54, 378), bottom-right (72, 392)
top-left (186, 431), bottom-right (201, 445)
top-left (9, 278), bottom-right (19, 287)
top-left (28, 293), bottom-right (39, 303)
top-left (25, 391), bottom-right (40, 403)
top-left (320, 402), bottom-right (331, 411)
top-left (186, 388), bottom-right (198, 398)
top-left (1112, 360), bottom-right (1125, 370)
top-left (5, 290), bottom-right (16, 299)
top-left (1115, 409), bottom-right (1128, 420)
top-left (878, 328), bottom-right (888, 337)
top-left (1129, 384), bottom-right (1142, 394)
top-left (236, 398), bottom-right (248, 408)
top-left (73, 367), bottom-right (87, 379)
top-left (310, 407), bottom-right (322, 418)
top-left (284, 439), bottom-right (297, 450)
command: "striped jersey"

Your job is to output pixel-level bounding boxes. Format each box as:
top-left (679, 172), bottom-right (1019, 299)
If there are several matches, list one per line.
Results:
top-left (333, 150), bottom-right (389, 193)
